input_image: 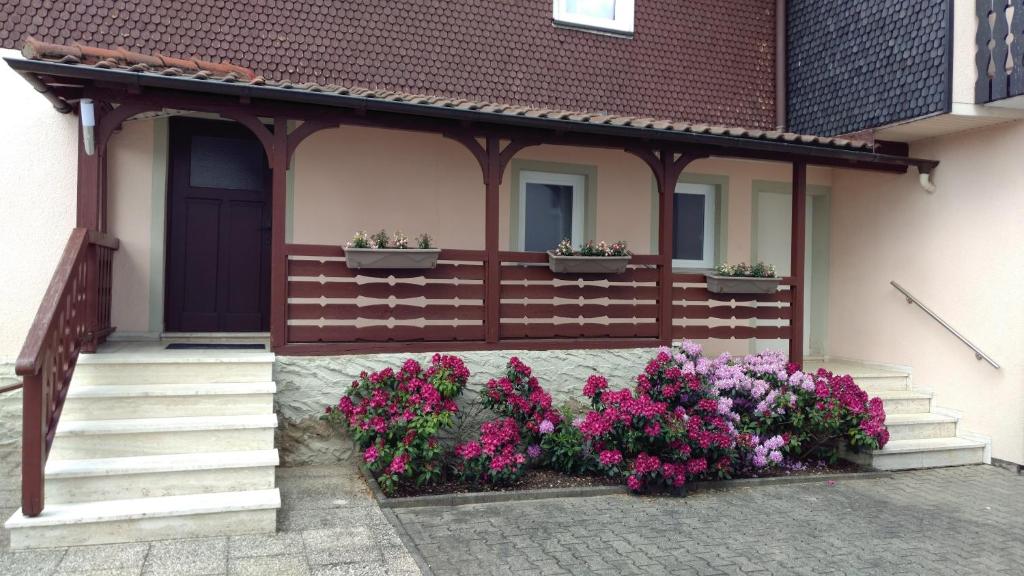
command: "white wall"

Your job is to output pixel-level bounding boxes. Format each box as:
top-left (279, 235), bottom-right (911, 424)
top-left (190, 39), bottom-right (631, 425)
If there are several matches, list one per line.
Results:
top-left (829, 120), bottom-right (1024, 465)
top-left (0, 49), bottom-right (78, 362)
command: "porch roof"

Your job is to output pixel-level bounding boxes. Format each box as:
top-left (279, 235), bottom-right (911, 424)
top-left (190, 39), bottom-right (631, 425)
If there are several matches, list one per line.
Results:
top-left (6, 38), bottom-right (939, 174)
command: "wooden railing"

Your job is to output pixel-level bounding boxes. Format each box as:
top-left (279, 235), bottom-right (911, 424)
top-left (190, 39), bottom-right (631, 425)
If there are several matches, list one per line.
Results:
top-left (976, 0), bottom-right (1024, 103)
top-left (282, 244), bottom-right (796, 354)
top-left (285, 245), bottom-right (486, 350)
top-left (16, 228), bottom-right (118, 516)
top-left (672, 272), bottom-right (795, 341)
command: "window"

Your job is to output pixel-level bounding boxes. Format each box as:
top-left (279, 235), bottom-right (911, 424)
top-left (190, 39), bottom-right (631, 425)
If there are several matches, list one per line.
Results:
top-left (672, 182), bottom-right (716, 268)
top-left (519, 171), bottom-right (586, 252)
top-left (553, 0), bottom-right (635, 34)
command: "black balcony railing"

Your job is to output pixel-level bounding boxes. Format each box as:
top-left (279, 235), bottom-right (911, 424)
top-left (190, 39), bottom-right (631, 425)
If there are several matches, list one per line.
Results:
top-left (976, 0), bottom-right (1024, 102)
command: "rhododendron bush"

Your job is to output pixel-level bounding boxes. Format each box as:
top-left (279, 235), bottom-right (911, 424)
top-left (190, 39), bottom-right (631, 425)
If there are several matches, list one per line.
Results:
top-left (323, 354), bottom-right (469, 494)
top-left (324, 343), bottom-right (888, 497)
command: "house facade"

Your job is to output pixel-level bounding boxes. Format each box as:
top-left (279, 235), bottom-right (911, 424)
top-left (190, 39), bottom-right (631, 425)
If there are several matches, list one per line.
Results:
top-left (0, 0), bottom-right (1020, 548)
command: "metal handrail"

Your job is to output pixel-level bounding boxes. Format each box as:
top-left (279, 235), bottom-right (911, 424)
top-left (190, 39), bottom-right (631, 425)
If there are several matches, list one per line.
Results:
top-left (891, 281), bottom-right (1000, 369)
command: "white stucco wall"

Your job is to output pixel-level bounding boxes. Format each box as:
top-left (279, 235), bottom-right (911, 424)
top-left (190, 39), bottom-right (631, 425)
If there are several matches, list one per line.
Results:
top-left (0, 49), bottom-right (78, 362)
top-left (829, 121), bottom-right (1024, 465)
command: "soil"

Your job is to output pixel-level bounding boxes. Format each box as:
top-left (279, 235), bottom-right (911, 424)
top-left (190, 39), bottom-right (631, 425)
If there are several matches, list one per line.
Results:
top-left (387, 460), bottom-right (869, 498)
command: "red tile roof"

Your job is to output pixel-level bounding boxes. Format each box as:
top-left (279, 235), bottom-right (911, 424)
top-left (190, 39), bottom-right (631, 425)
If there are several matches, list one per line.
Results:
top-left (0, 0), bottom-right (778, 129)
top-left (17, 37), bottom-right (874, 151)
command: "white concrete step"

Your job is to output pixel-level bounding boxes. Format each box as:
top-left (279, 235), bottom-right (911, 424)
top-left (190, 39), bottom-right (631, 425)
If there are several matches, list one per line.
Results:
top-left (843, 437), bottom-right (985, 471)
top-left (874, 390), bottom-right (932, 415)
top-left (73, 351), bottom-right (275, 385)
top-left (4, 489), bottom-right (280, 549)
top-left (61, 382), bottom-right (276, 420)
top-left (804, 360), bottom-right (911, 393)
top-left (882, 412), bottom-right (958, 442)
top-left (45, 450), bottom-right (279, 504)
top-left (50, 414), bottom-right (278, 459)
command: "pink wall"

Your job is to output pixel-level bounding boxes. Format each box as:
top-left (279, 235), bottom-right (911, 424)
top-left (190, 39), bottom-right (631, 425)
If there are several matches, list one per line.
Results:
top-left (829, 121), bottom-right (1024, 464)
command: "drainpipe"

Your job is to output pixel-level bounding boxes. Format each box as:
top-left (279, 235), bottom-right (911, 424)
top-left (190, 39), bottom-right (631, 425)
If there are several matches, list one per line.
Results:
top-left (775, 0), bottom-right (787, 132)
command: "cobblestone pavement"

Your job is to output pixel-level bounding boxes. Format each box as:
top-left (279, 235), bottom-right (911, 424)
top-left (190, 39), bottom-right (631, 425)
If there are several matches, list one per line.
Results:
top-left (395, 466), bottom-right (1024, 576)
top-left (0, 448), bottom-right (421, 576)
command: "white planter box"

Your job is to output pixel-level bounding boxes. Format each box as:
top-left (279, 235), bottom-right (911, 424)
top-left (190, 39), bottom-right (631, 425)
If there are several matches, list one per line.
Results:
top-left (704, 274), bottom-right (781, 294)
top-left (343, 248), bottom-right (441, 270)
top-left (546, 251), bottom-right (631, 274)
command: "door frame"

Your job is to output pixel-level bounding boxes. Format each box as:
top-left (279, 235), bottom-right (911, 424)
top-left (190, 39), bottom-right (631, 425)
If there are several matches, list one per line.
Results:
top-left (751, 180), bottom-right (831, 357)
top-left (164, 116), bottom-right (273, 333)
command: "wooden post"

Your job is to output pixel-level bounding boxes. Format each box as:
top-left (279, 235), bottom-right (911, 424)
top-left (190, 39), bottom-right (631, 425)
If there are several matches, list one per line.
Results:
top-left (484, 136), bottom-right (501, 344)
top-left (627, 148), bottom-right (706, 346)
top-left (21, 372), bottom-right (43, 516)
top-left (656, 151), bottom-right (674, 344)
top-left (270, 119), bottom-right (289, 349)
top-left (78, 102), bottom-right (105, 351)
top-left (790, 161), bottom-right (807, 366)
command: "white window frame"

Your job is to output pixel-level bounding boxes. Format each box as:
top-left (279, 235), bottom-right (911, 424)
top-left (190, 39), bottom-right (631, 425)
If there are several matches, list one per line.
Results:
top-left (552, 0), bottom-right (635, 35)
top-left (518, 170), bottom-right (586, 251)
top-left (672, 182), bottom-right (717, 269)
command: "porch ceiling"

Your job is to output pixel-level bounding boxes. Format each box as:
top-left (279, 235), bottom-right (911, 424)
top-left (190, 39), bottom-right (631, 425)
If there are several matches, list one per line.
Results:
top-left (5, 38), bottom-right (939, 175)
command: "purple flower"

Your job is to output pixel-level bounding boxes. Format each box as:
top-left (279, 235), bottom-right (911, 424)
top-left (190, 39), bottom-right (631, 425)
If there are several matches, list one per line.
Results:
top-left (527, 444), bottom-right (542, 459)
top-left (539, 419), bottom-right (555, 434)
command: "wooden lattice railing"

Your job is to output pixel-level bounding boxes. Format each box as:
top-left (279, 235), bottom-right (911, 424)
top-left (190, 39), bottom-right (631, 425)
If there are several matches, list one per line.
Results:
top-left (282, 244), bottom-right (796, 354)
top-left (15, 228), bottom-right (118, 516)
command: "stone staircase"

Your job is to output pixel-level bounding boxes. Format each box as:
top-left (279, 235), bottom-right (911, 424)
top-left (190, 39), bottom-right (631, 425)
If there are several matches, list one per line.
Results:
top-left (806, 360), bottom-right (986, 471)
top-left (4, 344), bottom-right (280, 549)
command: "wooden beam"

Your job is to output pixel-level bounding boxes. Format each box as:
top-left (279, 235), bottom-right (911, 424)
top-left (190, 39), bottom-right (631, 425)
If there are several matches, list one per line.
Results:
top-left (790, 161), bottom-right (807, 365)
top-left (270, 118), bottom-right (288, 349)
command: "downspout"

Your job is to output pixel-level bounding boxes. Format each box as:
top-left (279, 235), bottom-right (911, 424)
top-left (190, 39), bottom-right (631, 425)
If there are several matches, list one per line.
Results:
top-left (775, 0), bottom-right (787, 132)
top-left (17, 71), bottom-right (72, 113)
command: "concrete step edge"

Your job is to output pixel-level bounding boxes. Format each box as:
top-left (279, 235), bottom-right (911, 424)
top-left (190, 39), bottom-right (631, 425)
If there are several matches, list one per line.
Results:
top-left (45, 449), bottom-right (280, 478)
top-left (66, 382), bottom-right (277, 398)
top-left (54, 414), bottom-right (278, 436)
top-left (4, 489), bottom-right (281, 529)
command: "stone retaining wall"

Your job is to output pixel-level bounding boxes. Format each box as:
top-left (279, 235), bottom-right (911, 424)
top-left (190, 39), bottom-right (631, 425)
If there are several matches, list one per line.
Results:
top-left (273, 347), bottom-right (661, 465)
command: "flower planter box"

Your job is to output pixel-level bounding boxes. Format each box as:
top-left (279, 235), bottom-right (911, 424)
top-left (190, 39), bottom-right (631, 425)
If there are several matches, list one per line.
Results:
top-left (704, 274), bottom-right (781, 294)
top-left (547, 251), bottom-right (631, 274)
top-left (344, 248), bottom-right (441, 270)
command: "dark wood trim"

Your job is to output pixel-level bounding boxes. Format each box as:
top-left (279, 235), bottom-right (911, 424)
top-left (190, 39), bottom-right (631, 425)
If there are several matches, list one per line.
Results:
top-left (789, 161), bottom-right (807, 365)
top-left (275, 338), bottom-right (665, 356)
top-left (270, 118), bottom-right (289, 348)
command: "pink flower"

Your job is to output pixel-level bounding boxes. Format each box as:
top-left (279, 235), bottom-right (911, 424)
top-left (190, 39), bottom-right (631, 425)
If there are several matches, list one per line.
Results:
top-left (388, 453), bottom-right (409, 475)
top-left (627, 475), bottom-right (642, 492)
top-left (363, 446), bottom-right (378, 463)
top-left (583, 375), bottom-right (609, 398)
top-left (455, 441), bottom-right (482, 460)
top-left (598, 449), bottom-right (623, 466)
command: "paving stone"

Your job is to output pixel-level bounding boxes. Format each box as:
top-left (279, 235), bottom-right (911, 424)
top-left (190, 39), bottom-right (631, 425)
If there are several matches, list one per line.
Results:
top-left (396, 466), bottom-right (1024, 576)
top-left (228, 553), bottom-right (311, 576)
top-left (228, 532), bottom-right (305, 559)
top-left (142, 537), bottom-right (227, 576)
top-left (0, 548), bottom-right (65, 576)
top-left (54, 543), bottom-right (149, 575)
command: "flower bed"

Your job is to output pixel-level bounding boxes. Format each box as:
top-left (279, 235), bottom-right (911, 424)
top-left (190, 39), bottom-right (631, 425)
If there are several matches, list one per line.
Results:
top-left (324, 341), bottom-right (888, 497)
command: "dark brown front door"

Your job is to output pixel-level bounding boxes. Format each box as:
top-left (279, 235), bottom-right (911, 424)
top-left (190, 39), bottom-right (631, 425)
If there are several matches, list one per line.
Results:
top-left (165, 118), bottom-right (271, 332)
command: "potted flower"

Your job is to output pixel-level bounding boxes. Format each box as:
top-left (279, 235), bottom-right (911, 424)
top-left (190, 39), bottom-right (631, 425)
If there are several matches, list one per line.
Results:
top-left (704, 261), bottom-right (781, 294)
top-left (343, 230), bottom-right (441, 270)
top-left (547, 239), bottom-right (631, 274)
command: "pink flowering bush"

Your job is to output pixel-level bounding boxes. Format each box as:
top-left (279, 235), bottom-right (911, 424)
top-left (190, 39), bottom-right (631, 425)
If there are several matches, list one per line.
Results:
top-left (453, 417), bottom-right (528, 486)
top-left (578, 347), bottom-right (739, 493)
top-left (706, 346), bottom-right (889, 468)
top-left (481, 357), bottom-right (562, 444)
top-left (323, 354), bottom-right (470, 494)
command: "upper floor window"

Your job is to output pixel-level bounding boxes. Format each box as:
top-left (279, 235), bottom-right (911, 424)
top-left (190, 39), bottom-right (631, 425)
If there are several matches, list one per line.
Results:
top-left (553, 0), bottom-right (635, 35)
